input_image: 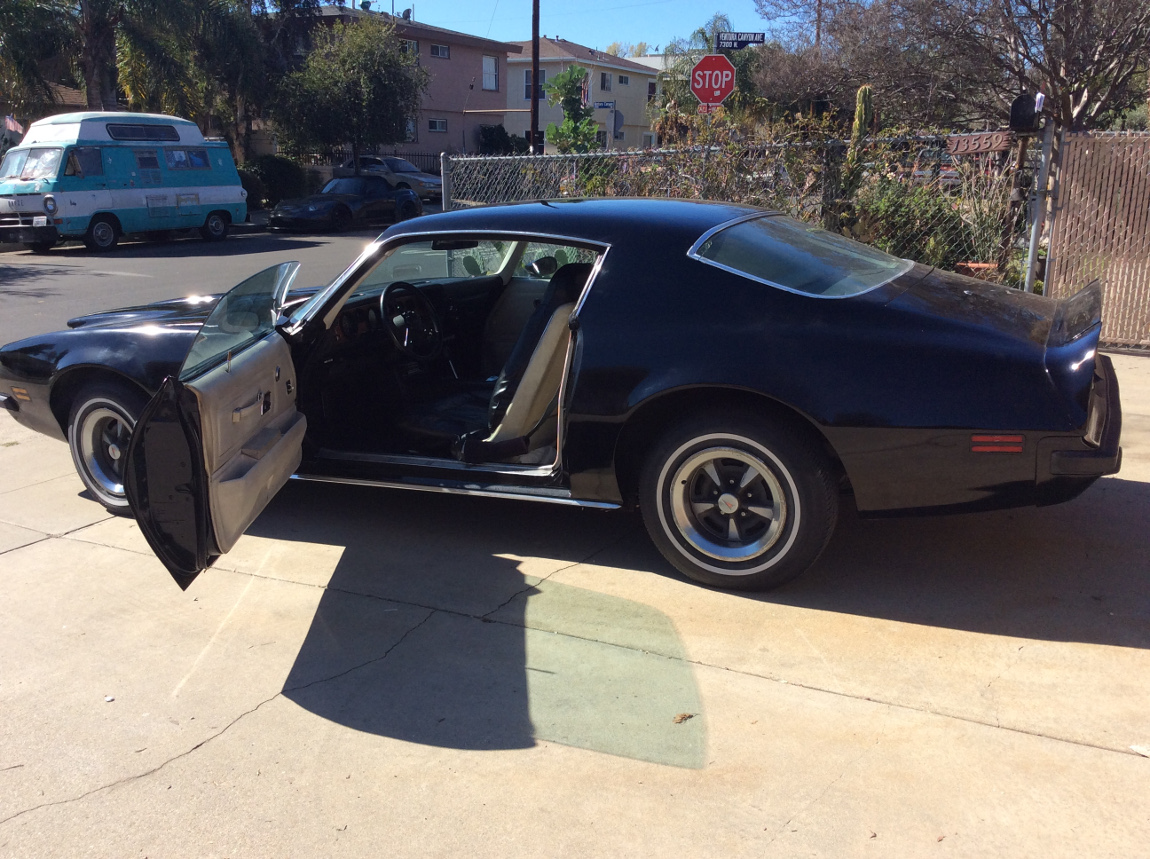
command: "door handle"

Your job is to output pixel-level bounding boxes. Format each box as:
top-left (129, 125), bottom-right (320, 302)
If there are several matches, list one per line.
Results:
top-left (232, 390), bottom-right (268, 422)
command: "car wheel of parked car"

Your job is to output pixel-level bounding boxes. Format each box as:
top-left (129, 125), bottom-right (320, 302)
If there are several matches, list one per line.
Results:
top-left (84, 215), bottom-right (120, 252)
top-left (639, 415), bottom-right (839, 591)
top-left (398, 200), bottom-right (419, 221)
top-left (200, 212), bottom-right (229, 241)
top-left (24, 241), bottom-right (55, 254)
top-left (67, 381), bottom-right (149, 514)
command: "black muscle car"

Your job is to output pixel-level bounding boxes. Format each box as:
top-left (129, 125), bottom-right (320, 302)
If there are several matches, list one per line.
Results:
top-left (0, 199), bottom-right (1122, 591)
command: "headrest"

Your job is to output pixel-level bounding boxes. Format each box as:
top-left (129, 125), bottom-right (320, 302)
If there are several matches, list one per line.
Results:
top-left (547, 262), bottom-right (594, 303)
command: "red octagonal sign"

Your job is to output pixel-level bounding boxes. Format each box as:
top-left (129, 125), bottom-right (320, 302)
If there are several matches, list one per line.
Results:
top-left (690, 54), bottom-right (736, 105)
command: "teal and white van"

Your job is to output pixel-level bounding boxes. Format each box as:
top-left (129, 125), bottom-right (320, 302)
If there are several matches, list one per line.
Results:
top-left (0, 112), bottom-right (246, 252)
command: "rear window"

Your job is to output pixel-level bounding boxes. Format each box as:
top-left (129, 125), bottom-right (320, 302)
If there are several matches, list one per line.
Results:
top-left (692, 215), bottom-right (912, 298)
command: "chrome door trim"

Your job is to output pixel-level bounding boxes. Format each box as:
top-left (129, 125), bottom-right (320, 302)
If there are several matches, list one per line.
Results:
top-left (290, 473), bottom-right (620, 509)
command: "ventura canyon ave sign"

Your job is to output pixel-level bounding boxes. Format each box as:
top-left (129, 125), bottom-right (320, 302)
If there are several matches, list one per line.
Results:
top-left (690, 54), bottom-right (737, 106)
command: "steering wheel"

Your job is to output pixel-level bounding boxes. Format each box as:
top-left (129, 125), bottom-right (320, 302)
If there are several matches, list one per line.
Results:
top-left (380, 281), bottom-right (442, 359)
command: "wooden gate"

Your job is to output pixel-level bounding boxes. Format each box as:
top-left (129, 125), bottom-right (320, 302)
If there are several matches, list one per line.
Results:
top-left (1046, 132), bottom-right (1150, 348)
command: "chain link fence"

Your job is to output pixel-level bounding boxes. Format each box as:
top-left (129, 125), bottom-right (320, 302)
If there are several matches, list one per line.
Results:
top-left (444, 138), bottom-right (1043, 284)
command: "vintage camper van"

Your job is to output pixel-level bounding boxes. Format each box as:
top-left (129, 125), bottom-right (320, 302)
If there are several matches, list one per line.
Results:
top-left (0, 112), bottom-right (246, 252)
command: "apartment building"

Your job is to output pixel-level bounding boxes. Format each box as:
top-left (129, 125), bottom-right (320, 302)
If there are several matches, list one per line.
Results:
top-left (317, 6), bottom-right (522, 157)
top-left (505, 37), bottom-right (659, 150)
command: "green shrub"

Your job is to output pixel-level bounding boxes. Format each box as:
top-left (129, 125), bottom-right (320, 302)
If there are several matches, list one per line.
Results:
top-left (854, 176), bottom-right (966, 269)
top-left (251, 155), bottom-right (308, 207)
top-left (237, 168), bottom-right (266, 210)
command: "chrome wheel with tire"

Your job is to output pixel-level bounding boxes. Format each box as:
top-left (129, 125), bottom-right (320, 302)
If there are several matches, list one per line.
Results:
top-left (84, 215), bottom-right (119, 252)
top-left (67, 382), bottom-right (148, 513)
top-left (200, 211), bottom-right (229, 241)
top-left (640, 415), bottom-right (838, 590)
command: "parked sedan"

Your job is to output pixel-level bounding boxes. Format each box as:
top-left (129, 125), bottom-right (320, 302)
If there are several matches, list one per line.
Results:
top-left (342, 156), bottom-right (442, 201)
top-left (269, 175), bottom-right (421, 231)
top-left (0, 199), bottom-right (1121, 592)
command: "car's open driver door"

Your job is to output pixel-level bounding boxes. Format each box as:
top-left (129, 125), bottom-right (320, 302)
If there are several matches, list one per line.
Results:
top-left (124, 262), bottom-right (307, 589)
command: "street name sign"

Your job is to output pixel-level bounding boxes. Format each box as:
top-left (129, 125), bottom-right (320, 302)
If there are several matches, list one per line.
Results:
top-left (716, 32), bottom-right (765, 50)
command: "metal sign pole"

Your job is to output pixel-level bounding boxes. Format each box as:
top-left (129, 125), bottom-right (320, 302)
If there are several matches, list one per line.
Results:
top-left (1024, 119), bottom-right (1056, 293)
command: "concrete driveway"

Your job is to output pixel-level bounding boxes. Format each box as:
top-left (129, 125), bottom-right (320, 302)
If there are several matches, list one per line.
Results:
top-left (0, 355), bottom-right (1147, 857)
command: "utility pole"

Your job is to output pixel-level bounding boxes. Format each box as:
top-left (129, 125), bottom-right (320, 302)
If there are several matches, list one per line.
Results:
top-left (531, 0), bottom-right (540, 153)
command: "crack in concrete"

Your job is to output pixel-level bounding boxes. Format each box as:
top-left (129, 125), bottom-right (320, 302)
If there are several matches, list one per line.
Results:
top-left (480, 524), bottom-right (645, 620)
top-left (0, 608), bottom-right (438, 830)
top-left (38, 526), bottom-right (1149, 760)
top-left (765, 712), bottom-right (890, 845)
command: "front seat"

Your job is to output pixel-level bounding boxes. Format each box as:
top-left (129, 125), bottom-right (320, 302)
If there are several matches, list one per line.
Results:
top-left (398, 262), bottom-right (593, 459)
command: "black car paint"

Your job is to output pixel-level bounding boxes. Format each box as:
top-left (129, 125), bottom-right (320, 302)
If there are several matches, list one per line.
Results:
top-left (268, 177), bottom-right (420, 231)
top-left (0, 198), bottom-right (1119, 521)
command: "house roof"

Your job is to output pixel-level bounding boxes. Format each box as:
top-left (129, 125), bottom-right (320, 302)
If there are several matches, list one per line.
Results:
top-left (507, 37), bottom-right (656, 75)
top-left (316, 5), bottom-right (522, 53)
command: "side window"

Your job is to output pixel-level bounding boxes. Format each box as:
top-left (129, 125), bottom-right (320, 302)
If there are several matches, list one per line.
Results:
top-left (65, 147), bottom-right (103, 177)
top-left (165, 148), bottom-right (211, 169)
top-left (514, 242), bottom-right (598, 279)
top-left (180, 263), bottom-right (299, 381)
top-left (135, 149), bottom-right (160, 170)
top-left (365, 178), bottom-right (390, 199)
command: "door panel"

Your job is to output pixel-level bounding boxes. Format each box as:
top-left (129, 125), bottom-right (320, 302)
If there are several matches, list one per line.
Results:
top-left (186, 333), bottom-right (304, 553)
top-left (125, 263), bottom-right (306, 587)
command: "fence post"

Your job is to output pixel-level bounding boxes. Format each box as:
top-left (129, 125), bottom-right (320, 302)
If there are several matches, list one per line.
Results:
top-left (1024, 120), bottom-right (1055, 293)
top-left (440, 152), bottom-right (453, 211)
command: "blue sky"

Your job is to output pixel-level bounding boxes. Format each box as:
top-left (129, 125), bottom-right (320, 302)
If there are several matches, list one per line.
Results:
top-left (382, 0), bottom-right (769, 53)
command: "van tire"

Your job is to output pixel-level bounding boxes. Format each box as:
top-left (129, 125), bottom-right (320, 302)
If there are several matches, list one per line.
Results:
top-left (25, 241), bottom-right (55, 254)
top-left (200, 211), bottom-right (229, 241)
top-left (84, 215), bottom-right (120, 252)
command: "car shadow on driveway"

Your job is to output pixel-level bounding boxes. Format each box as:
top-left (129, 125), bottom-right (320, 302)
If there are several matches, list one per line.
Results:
top-left (673, 475), bottom-right (1149, 650)
top-left (247, 480), bottom-right (706, 768)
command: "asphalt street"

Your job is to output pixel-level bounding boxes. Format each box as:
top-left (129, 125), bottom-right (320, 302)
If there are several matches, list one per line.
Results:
top-left (0, 232), bottom-right (1148, 857)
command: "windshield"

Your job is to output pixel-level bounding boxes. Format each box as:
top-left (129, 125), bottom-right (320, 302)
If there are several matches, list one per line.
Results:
top-left (0, 147), bottom-right (63, 181)
top-left (323, 177), bottom-right (365, 196)
top-left (385, 158), bottom-right (420, 174)
top-left (692, 214), bottom-right (913, 298)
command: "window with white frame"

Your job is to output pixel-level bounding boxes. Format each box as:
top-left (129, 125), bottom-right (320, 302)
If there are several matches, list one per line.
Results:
top-left (648, 80), bottom-right (657, 102)
top-left (618, 75), bottom-right (629, 85)
top-left (600, 72), bottom-right (611, 91)
top-left (405, 118), bottom-right (417, 142)
top-left (482, 55), bottom-right (498, 90)
top-left (428, 118), bottom-right (447, 133)
top-left (430, 44), bottom-right (449, 58)
top-left (524, 68), bottom-right (546, 99)
top-left (400, 39), bottom-right (419, 54)
top-left (642, 131), bottom-right (657, 148)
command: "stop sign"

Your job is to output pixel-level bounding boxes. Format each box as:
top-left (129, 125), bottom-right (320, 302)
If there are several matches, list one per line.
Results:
top-left (690, 54), bottom-right (736, 105)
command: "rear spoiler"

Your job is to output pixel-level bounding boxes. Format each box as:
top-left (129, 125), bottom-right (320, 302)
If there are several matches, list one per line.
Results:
top-left (1048, 280), bottom-right (1102, 348)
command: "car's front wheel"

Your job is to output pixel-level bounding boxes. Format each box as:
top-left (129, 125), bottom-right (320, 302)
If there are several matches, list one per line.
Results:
top-left (84, 215), bottom-right (120, 252)
top-left (639, 415), bottom-right (838, 591)
top-left (67, 381), bottom-right (149, 514)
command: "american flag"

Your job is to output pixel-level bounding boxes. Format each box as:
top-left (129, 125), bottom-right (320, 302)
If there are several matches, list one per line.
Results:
top-left (4, 115), bottom-right (23, 135)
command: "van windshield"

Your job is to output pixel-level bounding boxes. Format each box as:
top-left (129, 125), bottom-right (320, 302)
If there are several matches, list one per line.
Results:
top-left (0, 147), bottom-right (63, 181)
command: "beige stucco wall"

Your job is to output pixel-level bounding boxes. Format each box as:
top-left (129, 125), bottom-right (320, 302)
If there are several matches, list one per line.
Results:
top-left (505, 58), bottom-right (657, 150)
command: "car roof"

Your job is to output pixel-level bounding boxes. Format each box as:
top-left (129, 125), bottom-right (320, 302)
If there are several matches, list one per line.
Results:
top-left (385, 198), bottom-right (763, 248)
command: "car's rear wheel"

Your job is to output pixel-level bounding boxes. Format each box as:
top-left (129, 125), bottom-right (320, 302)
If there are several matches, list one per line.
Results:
top-left (84, 215), bottom-right (120, 252)
top-left (639, 415), bottom-right (838, 591)
top-left (67, 381), bottom-right (149, 514)
top-left (200, 211), bottom-right (229, 241)
top-left (24, 241), bottom-right (55, 254)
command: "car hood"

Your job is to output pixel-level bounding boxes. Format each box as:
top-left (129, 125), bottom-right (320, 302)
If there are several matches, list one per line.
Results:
top-left (396, 171), bottom-right (440, 184)
top-left (66, 294), bottom-right (225, 331)
top-left (275, 194), bottom-right (359, 209)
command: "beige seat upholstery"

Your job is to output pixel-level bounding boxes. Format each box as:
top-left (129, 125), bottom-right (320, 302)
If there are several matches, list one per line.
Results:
top-left (484, 301), bottom-right (575, 450)
top-left (481, 279), bottom-right (547, 375)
